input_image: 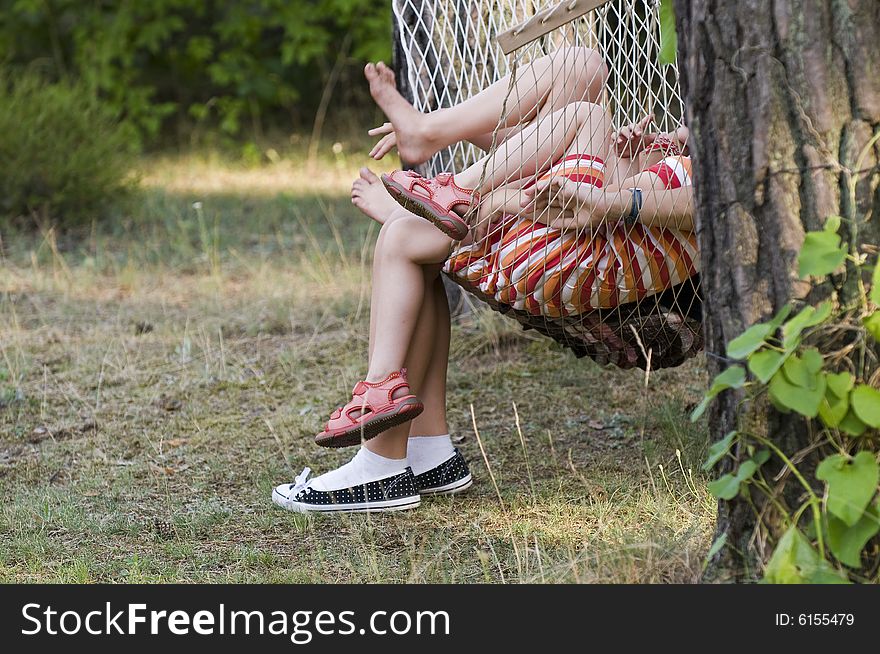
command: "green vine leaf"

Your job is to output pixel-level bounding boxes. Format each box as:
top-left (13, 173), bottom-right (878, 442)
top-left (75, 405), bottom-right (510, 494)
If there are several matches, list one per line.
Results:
top-left (748, 349), bottom-right (787, 384)
top-left (827, 504), bottom-right (880, 568)
top-left (707, 473), bottom-right (741, 500)
top-left (763, 526), bottom-right (849, 584)
top-left (768, 304), bottom-right (794, 330)
top-left (851, 385), bottom-right (880, 428)
top-left (824, 215), bottom-right (842, 233)
top-left (690, 365), bottom-right (747, 422)
top-left (864, 311), bottom-right (880, 341)
top-left (782, 302), bottom-right (832, 350)
top-left (707, 450), bottom-right (768, 500)
top-left (839, 409), bottom-right (868, 437)
top-left (658, 0), bottom-right (678, 65)
top-left (702, 430), bottom-right (737, 471)
top-left (798, 228), bottom-right (847, 278)
top-left (782, 349), bottom-right (823, 389)
top-left (816, 452), bottom-right (879, 527)
top-left (819, 394), bottom-right (849, 428)
top-left (826, 371), bottom-right (855, 397)
top-left (768, 368), bottom-right (827, 417)
top-left (705, 532), bottom-right (728, 561)
top-left (727, 323), bottom-right (775, 359)
top-left (819, 373), bottom-right (852, 428)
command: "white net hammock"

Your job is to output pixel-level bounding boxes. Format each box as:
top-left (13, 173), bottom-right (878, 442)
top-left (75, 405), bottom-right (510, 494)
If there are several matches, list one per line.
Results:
top-left (391, 0), bottom-right (702, 370)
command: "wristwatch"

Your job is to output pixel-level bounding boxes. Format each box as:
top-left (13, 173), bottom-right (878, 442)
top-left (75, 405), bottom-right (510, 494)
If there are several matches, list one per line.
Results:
top-left (625, 188), bottom-right (643, 227)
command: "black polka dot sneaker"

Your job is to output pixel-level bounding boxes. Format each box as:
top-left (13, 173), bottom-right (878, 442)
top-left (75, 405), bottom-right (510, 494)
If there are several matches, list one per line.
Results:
top-left (414, 449), bottom-right (473, 496)
top-left (272, 467), bottom-right (421, 513)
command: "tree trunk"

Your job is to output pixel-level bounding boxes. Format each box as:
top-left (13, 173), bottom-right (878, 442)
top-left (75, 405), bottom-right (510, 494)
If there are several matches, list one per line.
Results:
top-left (674, 0), bottom-right (880, 580)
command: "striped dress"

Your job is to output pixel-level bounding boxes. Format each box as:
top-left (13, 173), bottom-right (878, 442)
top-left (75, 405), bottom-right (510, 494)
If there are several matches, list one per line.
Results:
top-left (444, 154), bottom-right (698, 315)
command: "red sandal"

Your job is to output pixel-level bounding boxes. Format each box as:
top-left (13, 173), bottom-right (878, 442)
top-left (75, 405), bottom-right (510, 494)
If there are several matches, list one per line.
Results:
top-left (381, 170), bottom-right (479, 241)
top-left (315, 368), bottom-right (424, 448)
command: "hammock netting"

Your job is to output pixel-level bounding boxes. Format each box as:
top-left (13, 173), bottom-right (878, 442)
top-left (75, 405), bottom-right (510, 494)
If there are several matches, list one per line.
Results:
top-left (391, 0), bottom-right (702, 370)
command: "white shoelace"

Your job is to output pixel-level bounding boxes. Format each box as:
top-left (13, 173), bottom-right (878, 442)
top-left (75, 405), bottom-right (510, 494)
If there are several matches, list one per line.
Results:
top-left (287, 467), bottom-right (312, 497)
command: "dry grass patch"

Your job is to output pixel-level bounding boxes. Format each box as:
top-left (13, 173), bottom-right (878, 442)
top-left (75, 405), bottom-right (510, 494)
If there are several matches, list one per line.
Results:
top-left (0, 154), bottom-right (714, 583)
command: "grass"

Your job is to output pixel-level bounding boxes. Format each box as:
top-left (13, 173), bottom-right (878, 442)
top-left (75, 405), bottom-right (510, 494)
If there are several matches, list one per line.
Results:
top-left (0, 144), bottom-right (715, 583)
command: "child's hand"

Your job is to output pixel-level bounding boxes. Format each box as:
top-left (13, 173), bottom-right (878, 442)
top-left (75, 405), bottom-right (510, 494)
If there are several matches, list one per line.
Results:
top-left (470, 193), bottom-right (508, 242)
top-left (613, 114), bottom-right (655, 158)
top-left (524, 178), bottom-right (611, 231)
top-left (368, 122), bottom-right (397, 160)
top-left (521, 178), bottom-right (568, 213)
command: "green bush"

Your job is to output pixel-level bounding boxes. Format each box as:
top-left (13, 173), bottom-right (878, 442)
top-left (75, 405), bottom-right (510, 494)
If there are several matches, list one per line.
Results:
top-left (0, 72), bottom-right (138, 227)
top-left (0, 0), bottom-right (392, 142)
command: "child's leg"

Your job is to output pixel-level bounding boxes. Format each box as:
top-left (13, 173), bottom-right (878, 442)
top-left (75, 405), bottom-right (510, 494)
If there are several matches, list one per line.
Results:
top-left (454, 102), bottom-right (613, 194)
top-left (408, 276), bottom-right (451, 437)
top-left (366, 265), bottom-right (447, 460)
top-left (366, 47), bottom-right (608, 165)
top-left (366, 215), bottom-right (453, 384)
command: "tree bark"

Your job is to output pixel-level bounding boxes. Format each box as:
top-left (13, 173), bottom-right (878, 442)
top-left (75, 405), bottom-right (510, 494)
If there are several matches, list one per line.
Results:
top-left (674, 0), bottom-right (880, 580)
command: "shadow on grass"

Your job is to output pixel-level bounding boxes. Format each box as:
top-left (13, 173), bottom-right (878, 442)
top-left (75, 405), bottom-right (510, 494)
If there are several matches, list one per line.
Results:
top-left (0, 179), bottom-right (714, 583)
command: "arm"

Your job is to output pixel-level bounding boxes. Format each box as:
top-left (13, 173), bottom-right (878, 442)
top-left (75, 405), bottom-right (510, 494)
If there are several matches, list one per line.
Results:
top-left (523, 179), bottom-right (695, 232)
top-left (480, 179), bottom-right (530, 215)
top-left (601, 186), bottom-right (695, 232)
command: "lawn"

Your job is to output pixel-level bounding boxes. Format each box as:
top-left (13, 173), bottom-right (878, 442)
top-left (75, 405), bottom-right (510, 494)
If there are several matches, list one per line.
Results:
top-left (0, 146), bottom-right (715, 583)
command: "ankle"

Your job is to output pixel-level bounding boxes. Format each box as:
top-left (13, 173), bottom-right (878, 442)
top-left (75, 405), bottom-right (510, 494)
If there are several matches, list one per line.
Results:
top-left (452, 171), bottom-right (479, 193)
top-left (364, 368), bottom-right (412, 401)
top-left (365, 437), bottom-right (408, 461)
top-left (418, 112), bottom-right (444, 145)
top-left (364, 368), bottom-right (395, 383)
top-left (406, 434), bottom-right (455, 475)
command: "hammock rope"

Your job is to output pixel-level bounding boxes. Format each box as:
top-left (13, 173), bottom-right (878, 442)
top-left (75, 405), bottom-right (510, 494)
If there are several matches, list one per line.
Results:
top-left (392, 0), bottom-right (702, 370)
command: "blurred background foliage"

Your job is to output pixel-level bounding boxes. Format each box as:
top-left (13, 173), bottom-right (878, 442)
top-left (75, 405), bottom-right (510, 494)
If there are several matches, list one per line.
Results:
top-left (0, 0), bottom-right (392, 225)
top-left (0, 0), bottom-right (391, 143)
top-left (0, 71), bottom-right (137, 226)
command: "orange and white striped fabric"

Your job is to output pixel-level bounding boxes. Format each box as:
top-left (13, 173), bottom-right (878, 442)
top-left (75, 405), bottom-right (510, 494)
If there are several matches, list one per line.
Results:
top-left (444, 154), bottom-right (698, 314)
top-left (646, 155), bottom-right (693, 189)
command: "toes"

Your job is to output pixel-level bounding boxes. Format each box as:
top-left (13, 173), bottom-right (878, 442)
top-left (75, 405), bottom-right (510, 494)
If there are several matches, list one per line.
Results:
top-left (359, 167), bottom-right (380, 184)
top-left (377, 62), bottom-right (395, 85)
top-left (364, 63), bottom-right (377, 81)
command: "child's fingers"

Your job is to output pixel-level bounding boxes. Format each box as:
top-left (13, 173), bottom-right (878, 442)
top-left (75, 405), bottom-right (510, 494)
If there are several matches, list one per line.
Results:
top-left (376, 134), bottom-right (396, 158)
top-left (534, 179), bottom-right (553, 194)
top-left (547, 193), bottom-right (569, 211)
top-left (370, 134), bottom-right (395, 159)
top-left (521, 180), bottom-right (543, 205)
top-left (548, 178), bottom-right (569, 200)
top-left (472, 217), bottom-right (492, 242)
top-left (549, 213), bottom-right (575, 231)
top-left (368, 122), bottom-right (393, 136)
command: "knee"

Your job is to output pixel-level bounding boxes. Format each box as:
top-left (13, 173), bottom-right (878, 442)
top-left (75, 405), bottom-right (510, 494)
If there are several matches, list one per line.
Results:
top-left (583, 48), bottom-right (609, 94)
top-left (377, 215), bottom-right (417, 257)
top-left (555, 46), bottom-right (608, 99)
top-left (567, 100), bottom-right (611, 126)
top-left (377, 208), bottom-right (409, 244)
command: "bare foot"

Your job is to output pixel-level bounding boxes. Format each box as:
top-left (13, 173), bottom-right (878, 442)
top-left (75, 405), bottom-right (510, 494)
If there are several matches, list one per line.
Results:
top-left (351, 167), bottom-right (402, 224)
top-left (365, 62), bottom-right (446, 165)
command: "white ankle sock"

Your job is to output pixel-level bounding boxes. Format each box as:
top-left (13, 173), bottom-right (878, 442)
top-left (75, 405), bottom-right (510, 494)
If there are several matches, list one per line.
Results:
top-left (407, 435), bottom-right (455, 475)
top-left (309, 447), bottom-right (409, 491)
